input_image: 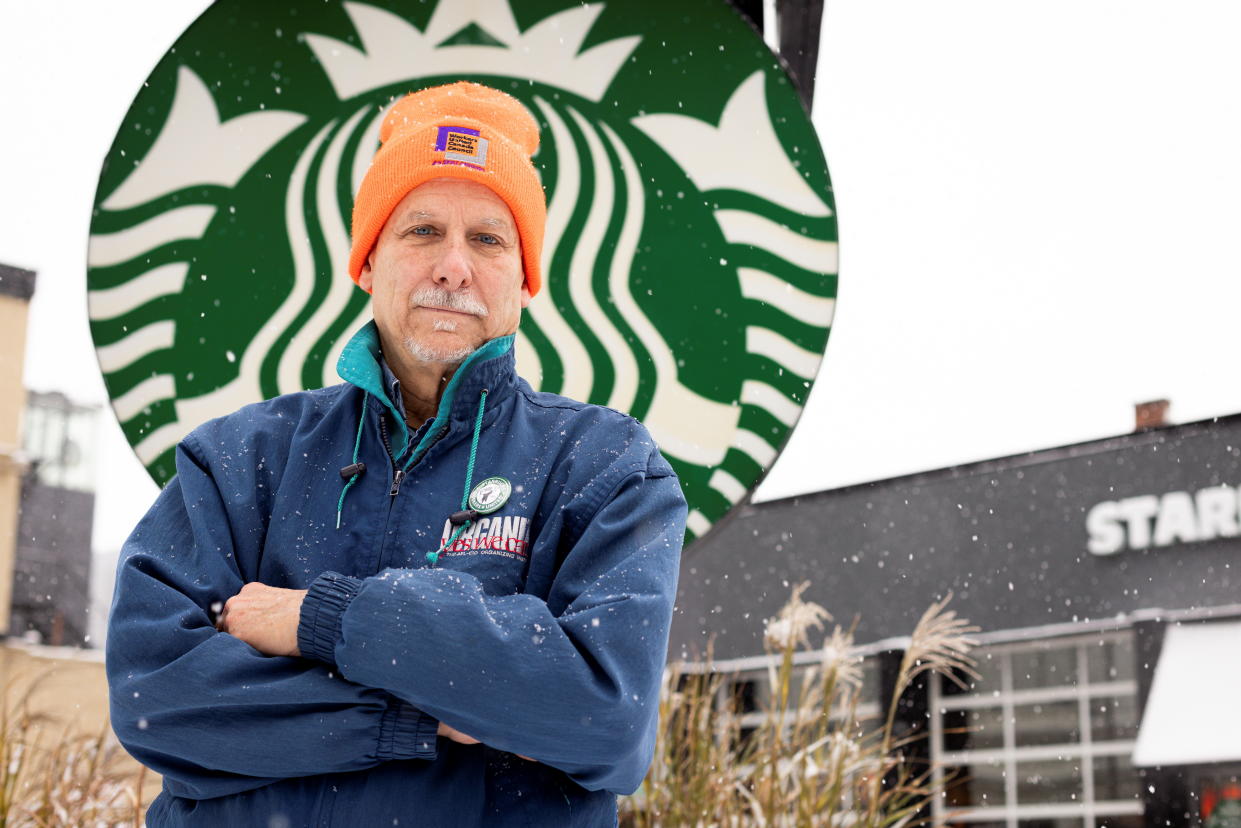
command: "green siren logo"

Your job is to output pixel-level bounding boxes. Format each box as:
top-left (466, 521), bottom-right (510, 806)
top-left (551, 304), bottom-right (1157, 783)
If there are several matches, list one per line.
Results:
top-left (87, 0), bottom-right (838, 541)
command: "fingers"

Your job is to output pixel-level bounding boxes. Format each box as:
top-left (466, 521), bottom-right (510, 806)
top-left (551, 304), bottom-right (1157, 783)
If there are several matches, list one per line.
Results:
top-left (214, 584), bottom-right (257, 631)
top-left (214, 591), bottom-right (244, 632)
top-left (214, 599), bottom-right (231, 632)
top-left (433, 721), bottom-right (536, 760)
top-left (436, 722), bottom-right (481, 745)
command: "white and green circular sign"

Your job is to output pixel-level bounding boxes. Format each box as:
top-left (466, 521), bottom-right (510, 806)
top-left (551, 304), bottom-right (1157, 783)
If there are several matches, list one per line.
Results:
top-left (469, 477), bottom-right (512, 514)
top-left (87, 0), bottom-right (838, 542)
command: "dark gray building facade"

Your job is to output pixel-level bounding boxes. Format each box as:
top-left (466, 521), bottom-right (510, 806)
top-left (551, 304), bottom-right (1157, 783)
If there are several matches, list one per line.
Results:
top-left (14, 391), bottom-right (97, 646)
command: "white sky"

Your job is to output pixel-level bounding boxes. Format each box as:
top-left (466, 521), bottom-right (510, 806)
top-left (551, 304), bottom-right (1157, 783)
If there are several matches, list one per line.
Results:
top-left (2, 0), bottom-right (1241, 582)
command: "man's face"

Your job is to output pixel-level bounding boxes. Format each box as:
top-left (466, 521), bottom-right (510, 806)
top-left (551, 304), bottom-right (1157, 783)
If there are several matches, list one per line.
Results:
top-left (359, 177), bottom-right (531, 365)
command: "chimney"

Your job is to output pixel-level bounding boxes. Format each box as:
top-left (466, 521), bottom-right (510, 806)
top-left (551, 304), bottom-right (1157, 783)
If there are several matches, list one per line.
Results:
top-left (1134, 399), bottom-right (1171, 431)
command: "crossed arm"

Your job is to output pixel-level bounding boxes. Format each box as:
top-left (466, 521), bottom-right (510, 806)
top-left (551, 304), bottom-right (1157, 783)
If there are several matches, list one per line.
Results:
top-left (214, 583), bottom-right (482, 749)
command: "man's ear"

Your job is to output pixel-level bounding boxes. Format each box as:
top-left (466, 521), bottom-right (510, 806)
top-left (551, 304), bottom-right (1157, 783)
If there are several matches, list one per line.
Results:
top-left (358, 250), bottom-right (375, 294)
top-left (520, 281), bottom-right (533, 308)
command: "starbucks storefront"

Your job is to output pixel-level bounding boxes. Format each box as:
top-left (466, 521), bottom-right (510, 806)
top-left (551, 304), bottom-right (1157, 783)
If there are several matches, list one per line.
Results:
top-left (673, 412), bottom-right (1241, 827)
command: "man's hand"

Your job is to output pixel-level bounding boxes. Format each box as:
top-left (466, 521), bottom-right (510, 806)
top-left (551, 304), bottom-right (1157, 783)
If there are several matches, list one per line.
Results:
top-left (216, 582), bottom-right (307, 657)
top-left (437, 722), bottom-right (536, 762)
top-left (437, 722), bottom-right (480, 745)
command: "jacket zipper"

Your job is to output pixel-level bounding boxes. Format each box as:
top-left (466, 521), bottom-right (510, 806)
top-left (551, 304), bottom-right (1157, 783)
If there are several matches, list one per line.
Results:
top-left (379, 410), bottom-right (449, 497)
top-left (378, 413), bottom-right (403, 495)
top-left (391, 428), bottom-right (448, 496)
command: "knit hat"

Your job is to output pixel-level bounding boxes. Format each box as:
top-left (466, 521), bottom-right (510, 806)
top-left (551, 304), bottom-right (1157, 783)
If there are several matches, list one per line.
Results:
top-left (349, 82), bottom-right (546, 296)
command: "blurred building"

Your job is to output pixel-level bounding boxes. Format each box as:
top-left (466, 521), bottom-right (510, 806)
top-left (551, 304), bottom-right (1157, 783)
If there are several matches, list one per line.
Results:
top-left (0, 263), bottom-right (36, 636)
top-left (14, 390), bottom-right (97, 646)
top-left (0, 263), bottom-right (98, 647)
top-left (676, 403), bottom-right (1241, 828)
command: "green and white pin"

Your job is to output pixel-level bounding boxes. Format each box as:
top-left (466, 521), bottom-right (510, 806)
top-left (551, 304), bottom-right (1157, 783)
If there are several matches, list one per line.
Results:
top-left (468, 477), bottom-right (511, 514)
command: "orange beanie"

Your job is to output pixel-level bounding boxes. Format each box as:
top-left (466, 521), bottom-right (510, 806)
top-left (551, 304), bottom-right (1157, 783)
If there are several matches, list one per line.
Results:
top-left (348, 82), bottom-right (546, 297)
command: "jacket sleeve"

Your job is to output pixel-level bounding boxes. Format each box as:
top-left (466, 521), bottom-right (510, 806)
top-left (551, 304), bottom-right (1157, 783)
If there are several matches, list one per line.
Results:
top-left (106, 434), bottom-right (440, 801)
top-left (296, 451), bottom-right (686, 795)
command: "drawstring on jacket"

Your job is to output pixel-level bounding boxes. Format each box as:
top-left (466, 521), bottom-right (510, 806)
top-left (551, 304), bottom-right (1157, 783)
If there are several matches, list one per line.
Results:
top-left (335, 388), bottom-right (490, 568)
top-left (336, 392), bottom-right (370, 529)
top-left (427, 388), bottom-right (488, 566)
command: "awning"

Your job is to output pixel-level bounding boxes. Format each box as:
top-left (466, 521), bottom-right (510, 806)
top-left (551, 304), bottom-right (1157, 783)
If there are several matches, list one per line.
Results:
top-left (1133, 619), bottom-right (1241, 767)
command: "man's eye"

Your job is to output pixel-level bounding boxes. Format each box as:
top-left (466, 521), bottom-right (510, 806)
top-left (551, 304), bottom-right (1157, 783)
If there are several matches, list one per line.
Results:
top-left (412, 226), bottom-right (433, 236)
top-left (477, 233), bottom-right (499, 245)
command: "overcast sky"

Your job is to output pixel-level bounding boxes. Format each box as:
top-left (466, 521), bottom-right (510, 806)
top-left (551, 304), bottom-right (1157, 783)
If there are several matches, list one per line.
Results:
top-left (2, 0), bottom-right (1240, 576)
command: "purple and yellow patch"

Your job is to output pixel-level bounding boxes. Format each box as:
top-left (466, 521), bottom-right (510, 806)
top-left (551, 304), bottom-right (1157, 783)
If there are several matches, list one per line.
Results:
top-left (433, 125), bottom-right (489, 170)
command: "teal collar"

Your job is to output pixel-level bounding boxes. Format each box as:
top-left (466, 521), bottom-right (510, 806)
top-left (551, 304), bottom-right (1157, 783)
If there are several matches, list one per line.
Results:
top-left (335, 320), bottom-right (515, 459)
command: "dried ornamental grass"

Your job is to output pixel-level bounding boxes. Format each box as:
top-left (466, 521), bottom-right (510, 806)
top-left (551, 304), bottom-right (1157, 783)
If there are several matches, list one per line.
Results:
top-left (0, 589), bottom-right (977, 826)
top-left (0, 672), bottom-right (145, 828)
top-left (622, 585), bottom-right (979, 827)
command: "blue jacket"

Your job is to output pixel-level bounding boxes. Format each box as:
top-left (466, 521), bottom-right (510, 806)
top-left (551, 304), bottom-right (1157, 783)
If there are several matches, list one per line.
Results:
top-left (106, 322), bottom-right (687, 826)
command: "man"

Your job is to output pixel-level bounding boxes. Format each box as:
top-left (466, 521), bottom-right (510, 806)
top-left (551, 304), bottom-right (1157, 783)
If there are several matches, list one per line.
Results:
top-left (106, 81), bottom-right (687, 826)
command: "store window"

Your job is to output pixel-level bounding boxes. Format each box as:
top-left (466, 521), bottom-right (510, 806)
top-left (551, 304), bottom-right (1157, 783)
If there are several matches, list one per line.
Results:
top-left (930, 632), bottom-right (1142, 827)
top-left (718, 655), bottom-right (884, 748)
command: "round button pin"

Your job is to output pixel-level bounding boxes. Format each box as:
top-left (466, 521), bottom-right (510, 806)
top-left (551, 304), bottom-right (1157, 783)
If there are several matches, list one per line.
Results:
top-left (468, 477), bottom-right (511, 514)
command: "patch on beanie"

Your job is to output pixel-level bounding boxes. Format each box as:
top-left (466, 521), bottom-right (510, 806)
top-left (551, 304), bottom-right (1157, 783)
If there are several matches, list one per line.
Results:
top-left (433, 125), bottom-right (488, 170)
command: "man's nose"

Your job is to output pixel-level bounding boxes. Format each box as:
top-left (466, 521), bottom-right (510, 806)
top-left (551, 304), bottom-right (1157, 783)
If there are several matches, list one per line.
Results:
top-left (434, 240), bottom-right (473, 291)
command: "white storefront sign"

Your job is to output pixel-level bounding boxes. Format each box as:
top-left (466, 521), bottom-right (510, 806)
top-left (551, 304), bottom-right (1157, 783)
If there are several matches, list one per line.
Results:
top-left (1085, 485), bottom-right (1241, 555)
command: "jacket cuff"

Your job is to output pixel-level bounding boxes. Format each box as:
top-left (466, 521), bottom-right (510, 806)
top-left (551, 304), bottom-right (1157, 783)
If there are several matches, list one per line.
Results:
top-left (377, 698), bottom-right (439, 762)
top-left (297, 571), bottom-right (363, 665)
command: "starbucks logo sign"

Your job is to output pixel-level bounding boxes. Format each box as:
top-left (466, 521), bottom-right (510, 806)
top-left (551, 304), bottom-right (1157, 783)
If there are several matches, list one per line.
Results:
top-left (87, 0), bottom-right (838, 541)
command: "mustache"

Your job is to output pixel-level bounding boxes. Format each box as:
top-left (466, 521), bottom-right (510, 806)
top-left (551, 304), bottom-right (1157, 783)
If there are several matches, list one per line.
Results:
top-left (409, 286), bottom-right (489, 317)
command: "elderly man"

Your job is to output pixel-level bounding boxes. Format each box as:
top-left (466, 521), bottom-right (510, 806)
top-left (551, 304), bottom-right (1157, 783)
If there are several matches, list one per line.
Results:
top-left (106, 82), bottom-right (687, 827)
